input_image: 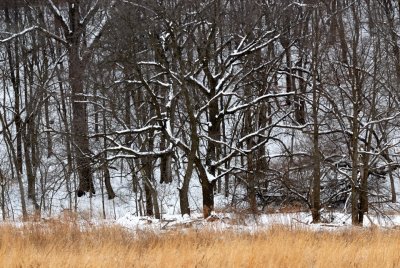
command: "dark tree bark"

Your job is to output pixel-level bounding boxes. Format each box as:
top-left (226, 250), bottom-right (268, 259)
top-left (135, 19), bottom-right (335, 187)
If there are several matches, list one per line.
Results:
top-left (311, 7), bottom-right (321, 224)
top-left (102, 97), bottom-right (115, 200)
top-left (69, 46), bottom-right (94, 196)
top-left (144, 182), bottom-right (153, 217)
top-left (195, 159), bottom-right (216, 218)
top-left (159, 138), bottom-right (173, 184)
top-left (48, 1), bottom-right (95, 196)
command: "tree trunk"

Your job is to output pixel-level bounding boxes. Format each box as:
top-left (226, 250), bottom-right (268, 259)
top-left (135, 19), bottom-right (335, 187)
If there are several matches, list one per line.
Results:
top-left (44, 93), bottom-right (53, 157)
top-left (103, 164), bottom-right (115, 200)
top-left (179, 187), bottom-right (190, 216)
top-left (58, 69), bottom-right (74, 208)
top-left (160, 137), bottom-right (173, 184)
top-left (144, 182), bottom-right (153, 217)
top-left (311, 8), bottom-right (321, 223)
top-left (140, 153), bottom-right (160, 219)
top-left (23, 129), bottom-right (39, 211)
top-left (69, 43), bottom-right (94, 197)
top-left (69, 41), bottom-right (94, 195)
top-left (179, 150), bottom-right (196, 216)
top-left (102, 97), bottom-right (115, 200)
top-left (201, 178), bottom-right (215, 219)
top-left (196, 160), bottom-right (215, 218)
top-left (390, 172), bottom-right (397, 203)
top-left (49, 1), bottom-right (94, 197)
top-left (358, 164), bottom-right (368, 226)
top-left (151, 188), bottom-right (161, 219)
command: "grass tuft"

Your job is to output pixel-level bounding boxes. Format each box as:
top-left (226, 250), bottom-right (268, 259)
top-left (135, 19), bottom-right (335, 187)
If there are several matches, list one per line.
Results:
top-left (0, 222), bottom-right (399, 267)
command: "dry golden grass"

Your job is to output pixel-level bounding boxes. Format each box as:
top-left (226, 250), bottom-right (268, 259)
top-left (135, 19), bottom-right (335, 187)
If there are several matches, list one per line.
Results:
top-left (0, 221), bottom-right (400, 268)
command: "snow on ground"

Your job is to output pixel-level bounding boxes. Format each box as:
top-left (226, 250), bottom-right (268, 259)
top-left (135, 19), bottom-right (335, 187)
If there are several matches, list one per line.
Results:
top-left (115, 210), bottom-right (400, 233)
top-left (2, 155), bottom-right (400, 233)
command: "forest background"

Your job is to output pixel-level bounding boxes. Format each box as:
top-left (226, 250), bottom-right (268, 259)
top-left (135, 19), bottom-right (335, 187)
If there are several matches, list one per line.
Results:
top-left (0, 0), bottom-right (400, 227)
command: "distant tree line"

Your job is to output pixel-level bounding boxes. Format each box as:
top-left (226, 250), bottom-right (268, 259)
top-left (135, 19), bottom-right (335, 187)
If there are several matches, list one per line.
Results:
top-left (0, 0), bottom-right (399, 226)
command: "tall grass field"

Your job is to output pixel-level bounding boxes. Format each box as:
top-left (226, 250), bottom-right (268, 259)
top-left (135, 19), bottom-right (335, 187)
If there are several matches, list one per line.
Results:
top-left (1, 222), bottom-right (399, 267)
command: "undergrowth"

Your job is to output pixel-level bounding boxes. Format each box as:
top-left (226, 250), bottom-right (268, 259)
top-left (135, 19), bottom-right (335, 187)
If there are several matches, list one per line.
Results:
top-left (0, 221), bottom-right (399, 267)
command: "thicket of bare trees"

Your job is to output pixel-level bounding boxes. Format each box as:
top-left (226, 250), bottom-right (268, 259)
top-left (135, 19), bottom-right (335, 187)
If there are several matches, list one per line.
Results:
top-left (0, 0), bottom-right (400, 225)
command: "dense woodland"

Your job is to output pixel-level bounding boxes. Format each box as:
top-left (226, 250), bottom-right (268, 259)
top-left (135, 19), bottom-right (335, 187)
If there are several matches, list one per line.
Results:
top-left (1, 0), bottom-right (400, 226)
